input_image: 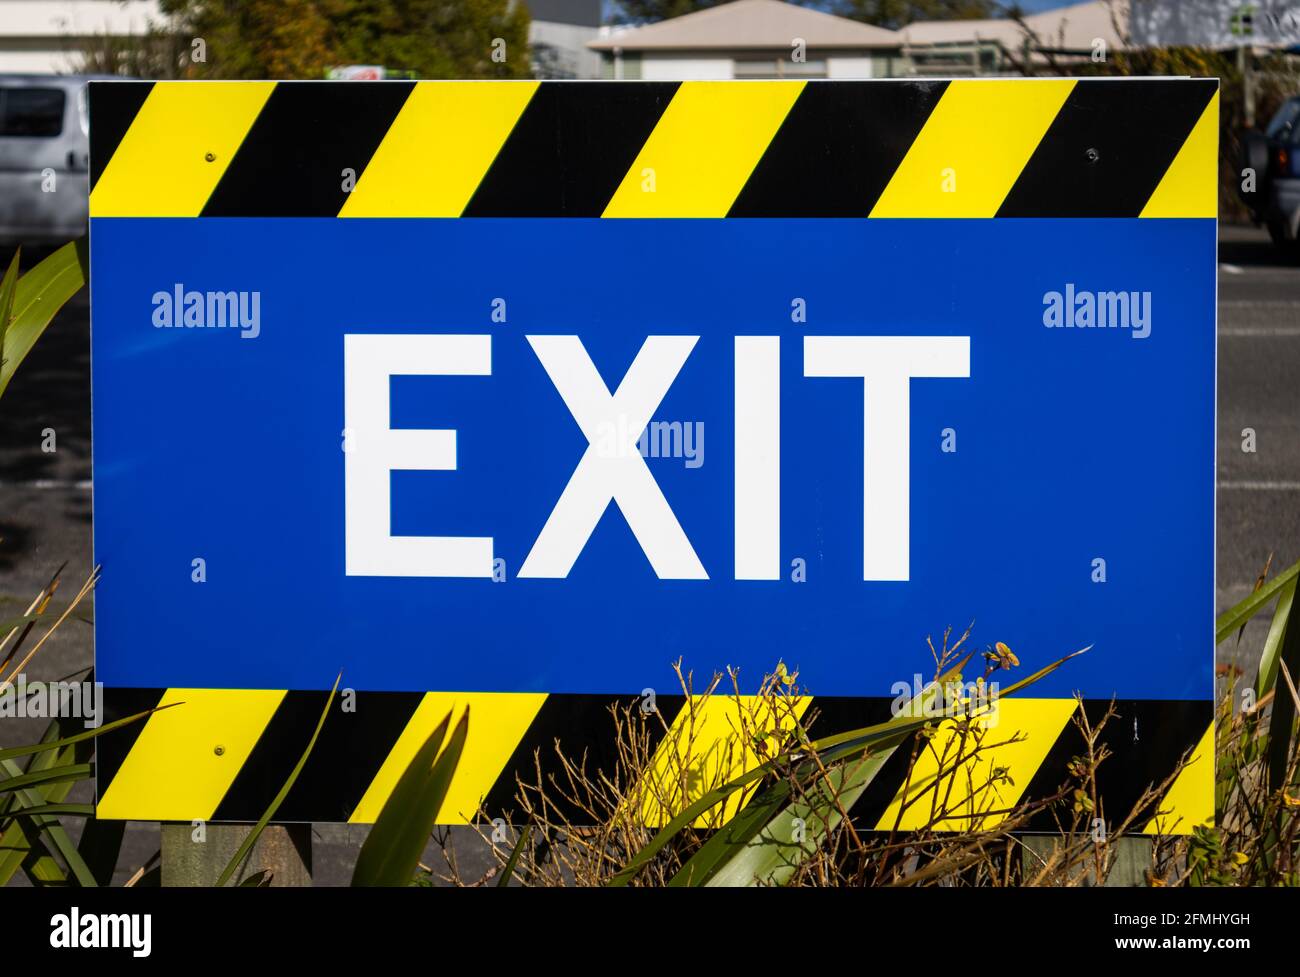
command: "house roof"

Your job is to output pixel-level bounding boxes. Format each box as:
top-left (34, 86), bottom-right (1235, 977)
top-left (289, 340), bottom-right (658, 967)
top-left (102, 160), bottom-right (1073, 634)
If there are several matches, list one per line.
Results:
top-left (901, 0), bottom-right (1127, 51)
top-left (589, 0), bottom-right (901, 52)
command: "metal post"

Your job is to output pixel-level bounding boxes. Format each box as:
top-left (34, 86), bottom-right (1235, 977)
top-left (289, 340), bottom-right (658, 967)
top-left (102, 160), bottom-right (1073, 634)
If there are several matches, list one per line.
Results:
top-left (161, 822), bottom-right (313, 887)
top-left (1021, 834), bottom-right (1154, 886)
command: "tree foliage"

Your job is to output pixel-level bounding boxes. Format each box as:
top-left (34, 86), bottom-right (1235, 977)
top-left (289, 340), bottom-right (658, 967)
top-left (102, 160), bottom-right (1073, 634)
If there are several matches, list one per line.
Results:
top-left (152, 0), bottom-right (532, 79)
top-left (612, 0), bottom-right (724, 24)
top-left (826, 1), bottom-right (996, 29)
top-left (613, 0), bottom-right (996, 28)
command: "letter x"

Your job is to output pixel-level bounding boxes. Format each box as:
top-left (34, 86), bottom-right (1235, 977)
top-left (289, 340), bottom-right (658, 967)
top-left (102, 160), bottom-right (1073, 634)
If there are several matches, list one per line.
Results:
top-left (520, 335), bottom-right (707, 579)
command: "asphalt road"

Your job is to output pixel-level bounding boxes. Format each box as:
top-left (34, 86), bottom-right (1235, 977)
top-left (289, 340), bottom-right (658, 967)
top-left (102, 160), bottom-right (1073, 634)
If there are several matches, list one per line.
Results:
top-left (1214, 225), bottom-right (1300, 671)
top-left (0, 224), bottom-right (1296, 884)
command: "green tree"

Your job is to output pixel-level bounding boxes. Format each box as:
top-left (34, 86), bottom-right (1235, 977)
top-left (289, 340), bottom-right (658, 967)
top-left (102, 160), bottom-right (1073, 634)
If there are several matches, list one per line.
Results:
top-left (828, 1), bottom-right (997, 29)
top-left (612, 0), bottom-right (730, 24)
top-left (156, 0), bottom-right (531, 79)
top-left (328, 0), bottom-right (532, 78)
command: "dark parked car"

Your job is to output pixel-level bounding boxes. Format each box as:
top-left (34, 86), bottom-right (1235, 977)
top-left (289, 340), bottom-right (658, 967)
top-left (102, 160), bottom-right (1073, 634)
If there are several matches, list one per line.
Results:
top-left (1241, 95), bottom-right (1300, 252)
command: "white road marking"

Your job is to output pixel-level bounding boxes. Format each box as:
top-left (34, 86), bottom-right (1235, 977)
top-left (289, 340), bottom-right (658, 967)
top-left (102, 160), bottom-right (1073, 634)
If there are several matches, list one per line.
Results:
top-left (0, 480), bottom-right (92, 490)
top-left (1219, 301), bottom-right (1300, 335)
top-left (1220, 326), bottom-right (1300, 336)
top-left (1221, 300), bottom-right (1300, 305)
top-left (1218, 481), bottom-right (1300, 491)
top-left (1220, 263), bottom-right (1244, 274)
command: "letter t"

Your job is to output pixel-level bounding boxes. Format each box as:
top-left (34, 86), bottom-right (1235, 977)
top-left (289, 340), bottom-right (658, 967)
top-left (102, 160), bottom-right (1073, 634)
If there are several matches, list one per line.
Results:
top-left (804, 336), bottom-right (970, 581)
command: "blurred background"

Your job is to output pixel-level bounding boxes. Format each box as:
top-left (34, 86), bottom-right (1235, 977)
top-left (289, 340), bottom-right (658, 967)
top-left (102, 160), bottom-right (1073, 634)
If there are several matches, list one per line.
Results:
top-left (4, 1), bottom-right (1300, 240)
top-left (0, 0), bottom-right (1296, 884)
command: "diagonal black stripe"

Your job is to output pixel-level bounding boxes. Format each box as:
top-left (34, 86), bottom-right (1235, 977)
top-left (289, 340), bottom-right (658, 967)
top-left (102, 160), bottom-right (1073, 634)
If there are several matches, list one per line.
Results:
top-left (1016, 703), bottom-right (1091, 832)
top-left (997, 79), bottom-right (1218, 218)
top-left (481, 692), bottom-right (685, 821)
top-left (95, 687), bottom-right (166, 802)
top-left (88, 81), bottom-right (154, 191)
top-left (200, 82), bottom-right (414, 217)
top-left (1019, 699), bottom-right (1212, 832)
top-left (463, 82), bottom-right (679, 217)
top-left (803, 696), bottom-right (916, 827)
top-left (212, 691), bottom-right (422, 822)
top-left (729, 81), bottom-right (948, 217)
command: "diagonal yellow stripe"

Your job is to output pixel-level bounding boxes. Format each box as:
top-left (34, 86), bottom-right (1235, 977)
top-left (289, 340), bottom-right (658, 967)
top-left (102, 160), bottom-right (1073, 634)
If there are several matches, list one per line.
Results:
top-left (603, 81), bottom-right (804, 218)
top-left (1144, 722), bottom-right (1215, 834)
top-left (874, 697), bottom-right (1078, 832)
top-left (339, 81), bottom-right (538, 218)
top-left (1140, 91), bottom-right (1220, 219)
top-left (641, 693), bottom-right (810, 827)
top-left (90, 82), bottom-right (274, 218)
top-left (96, 688), bottom-right (285, 821)
top-left (870, 79), bottom-right (1075, 218)
top-left (349, 692), bottom-right (546, 824)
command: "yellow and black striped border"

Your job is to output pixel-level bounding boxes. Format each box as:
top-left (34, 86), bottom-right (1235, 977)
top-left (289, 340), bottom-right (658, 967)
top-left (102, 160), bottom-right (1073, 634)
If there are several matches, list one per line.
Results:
top-left (95, 689), bottom-right (1213, 834)
top-left (90, 78), bottom-right (1219, 220)
top-left (90, 78), bottom-right (1217, 831)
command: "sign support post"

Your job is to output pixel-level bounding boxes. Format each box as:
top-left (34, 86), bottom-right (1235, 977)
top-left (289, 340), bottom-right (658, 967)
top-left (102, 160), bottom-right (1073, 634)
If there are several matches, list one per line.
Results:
top-left (160, 823), bottom-right (312, 887)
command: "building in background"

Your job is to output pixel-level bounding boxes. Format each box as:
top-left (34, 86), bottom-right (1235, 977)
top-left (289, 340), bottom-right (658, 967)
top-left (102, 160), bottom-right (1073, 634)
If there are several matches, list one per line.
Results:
top-left (1, 0), bottom-right (1279, 82)
top-left (528, 0), bottom-right (602, 78)
top-left (589, 0), bottom-right (1138, 80)
top-left (0, 0), bottom-right (158, 74)
top-left (901, 0), bottom-right (1128, 75)
top-left (1130, 0), bottom-right (1299, 48)
top-left (590, 0), bottom-right (905, 80)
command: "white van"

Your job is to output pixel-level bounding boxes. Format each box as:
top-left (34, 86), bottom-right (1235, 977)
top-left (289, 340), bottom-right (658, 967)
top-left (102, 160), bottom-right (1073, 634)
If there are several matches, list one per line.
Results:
top-left (0, 75), bottom-right (100, 245)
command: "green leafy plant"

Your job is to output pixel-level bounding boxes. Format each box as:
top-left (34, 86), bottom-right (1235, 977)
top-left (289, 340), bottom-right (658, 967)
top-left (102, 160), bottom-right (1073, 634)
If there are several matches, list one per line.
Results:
top-left (3, 552), bottom-right (1295, 886)
top-left (204, 693), bottom-right (470, 886)
top-left (447, 570), bottom-right (1300, 888)
top-left (1190, 556), bottom-right (1300, 886)
top-left (352, 707), bottom-right (468, 886)
top-left (609, 644), bottom-right (1083, 887)
top-left (0, 242), bottom-right (88, 401)
top-left (0, 568), bottom-right (163, 886)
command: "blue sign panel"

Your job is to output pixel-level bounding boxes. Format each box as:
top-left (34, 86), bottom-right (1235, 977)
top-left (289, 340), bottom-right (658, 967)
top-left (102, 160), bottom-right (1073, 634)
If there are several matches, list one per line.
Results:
top-left (90, 215), bottom-right (1214, 700)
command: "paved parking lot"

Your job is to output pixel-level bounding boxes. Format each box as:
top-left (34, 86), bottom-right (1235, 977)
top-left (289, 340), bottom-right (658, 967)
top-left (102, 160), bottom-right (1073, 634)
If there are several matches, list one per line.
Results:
top-left (1214, 225), bottom-right (1300, 673)
top-left (0, 223), bottom-right (1296, 883)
